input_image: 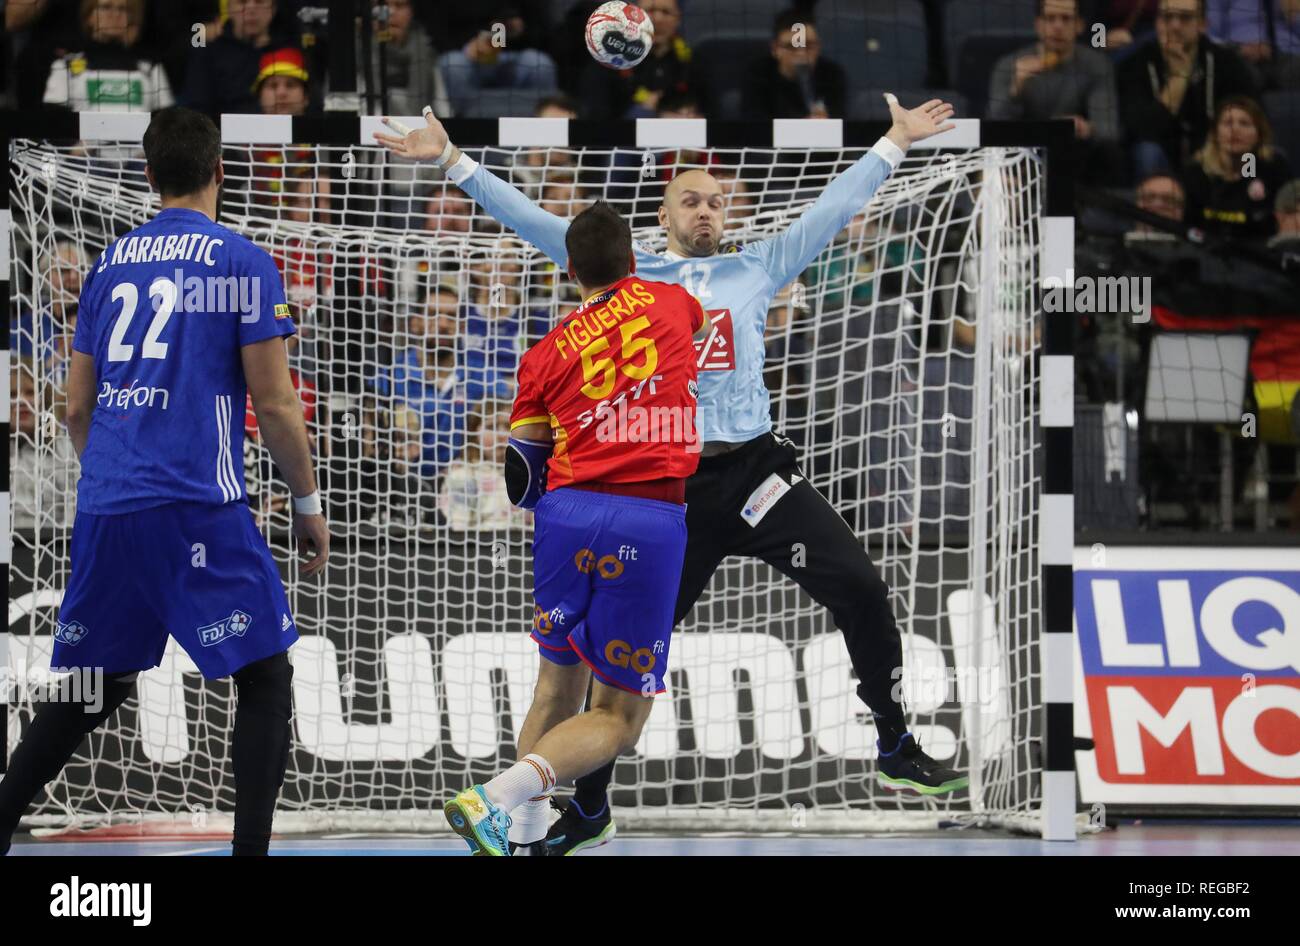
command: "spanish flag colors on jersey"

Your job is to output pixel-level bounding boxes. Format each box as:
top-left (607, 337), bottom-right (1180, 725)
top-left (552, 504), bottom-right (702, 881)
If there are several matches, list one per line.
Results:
top-left (510, 277), bottom-right (707, 488)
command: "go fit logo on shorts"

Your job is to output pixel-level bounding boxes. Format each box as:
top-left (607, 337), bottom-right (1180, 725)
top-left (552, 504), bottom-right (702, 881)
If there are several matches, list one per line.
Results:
top-left (573, 547), bottom-right (631, 578)
top-left (605, 639), bottom-right (656, 673)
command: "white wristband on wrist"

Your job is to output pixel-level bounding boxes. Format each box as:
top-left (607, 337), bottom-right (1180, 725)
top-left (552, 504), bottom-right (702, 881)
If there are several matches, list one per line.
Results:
top-left (292, 491), bottom-right (322, 515)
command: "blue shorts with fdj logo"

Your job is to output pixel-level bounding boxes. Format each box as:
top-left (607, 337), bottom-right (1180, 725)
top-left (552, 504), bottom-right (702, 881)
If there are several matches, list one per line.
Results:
top-left (530, 487), bottom-right (687, 696)
top-left (53, 501), bottom-right (299, 680)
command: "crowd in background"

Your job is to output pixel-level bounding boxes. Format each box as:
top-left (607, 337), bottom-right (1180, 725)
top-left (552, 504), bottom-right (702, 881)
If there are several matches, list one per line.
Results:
top-left (5, 0), bottom-right (1299, 533)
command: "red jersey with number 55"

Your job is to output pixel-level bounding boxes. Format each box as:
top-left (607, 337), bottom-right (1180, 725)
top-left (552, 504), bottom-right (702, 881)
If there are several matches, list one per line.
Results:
top-left (510, 277), bottom-right (707, 488)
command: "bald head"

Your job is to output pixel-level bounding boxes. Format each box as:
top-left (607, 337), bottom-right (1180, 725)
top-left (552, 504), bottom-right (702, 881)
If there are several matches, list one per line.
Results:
top-left (660, 169), bottom-right (725, 257)
top-left (665, 168), bottom-right (720, 203)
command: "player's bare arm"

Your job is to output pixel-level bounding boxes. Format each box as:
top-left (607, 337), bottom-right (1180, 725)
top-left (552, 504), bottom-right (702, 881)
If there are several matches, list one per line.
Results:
top-left (63, 349), bottom-right (97, 457)
top-left (242, 335), bottom-right (330, 576)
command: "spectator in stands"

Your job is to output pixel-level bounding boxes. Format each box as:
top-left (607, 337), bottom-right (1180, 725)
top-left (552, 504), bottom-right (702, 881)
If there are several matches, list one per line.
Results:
top-left (354, 0), bottom-right (450, 116)
top-left (1206, 0), bottom-right (1300, 88)
top-left (378, 402), bottom-right (440, 526)
top-left (509, 94), bottom-right (580, 201)
top-left (10, 0), bottom-right (84, 109)
top-left (650, 92), bottom-right (719, 177)
top-left (181, 0), bottom-right (292, 116)
top-left (743, 9), bottom-right (846, 121)
top-left (321, 395), bottom-right (437, 526)
top-left (372, 284), bottom-right (469, 479)
top-left (385, 403), bottom-right (425, 481)
top-left (1270, 179), bottom-right (1300, 250)
top-left (423, 186), bottom-right (474, 233)
top-left (42, 0), bottom-right (173, 112)
top-left (806, 213), bottom-right (925, 314)
top-left (244, 331), bottom-right (317, 526)
top-left (11, 240), bottom-right (86, 391)
top-left (1117, 0), bottom-right (1258, 178)
top-left (1182, 95), bottom-right (1292, 240)
top-left (10, 365), bottom-right (79, 530)
top-left (578, 0), bottom-right (695, 120)
top-left (539, 179), bottom-right (591, 218)
top-left (762, 280), bottom-right (808, 402)
top-left (431, 1), bottom-right (558, 115)
top-left (987, 0), bottom-right (1122, 181)
top-left (463, 238), bottom-right (540, 400)
top-left (1130, 170), bottom-right (1188, 236)
top-left (1090, 0), bottom-right (1160, 49)
top-left (439, 402), bottom-right (523, 530)
top-left (255, 45), bottom-right (310, 115)
top-left (242, 54), bottom-right (321, 227)
top-left (712, 166), bottom-right (759, 231)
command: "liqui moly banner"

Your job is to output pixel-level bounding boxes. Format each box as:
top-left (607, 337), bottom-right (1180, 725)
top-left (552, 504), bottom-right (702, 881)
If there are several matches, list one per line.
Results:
top-left (1074, 546), bottom-right (1300, 806)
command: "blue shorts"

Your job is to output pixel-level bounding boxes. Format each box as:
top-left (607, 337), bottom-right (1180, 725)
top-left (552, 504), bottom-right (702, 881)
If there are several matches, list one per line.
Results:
top-left (530, 487), bottom-right (687, 696)
top-left (53, 501), bottom-right (299, 680)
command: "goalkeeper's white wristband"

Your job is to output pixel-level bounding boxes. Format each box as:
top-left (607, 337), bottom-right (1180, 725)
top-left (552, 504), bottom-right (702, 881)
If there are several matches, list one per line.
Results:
top-left (871, 136), bottom-right (907, 171)
top-left (293, 491), bottom-right (322, 515)
top-left (441, 147), bottom-right (479, 184)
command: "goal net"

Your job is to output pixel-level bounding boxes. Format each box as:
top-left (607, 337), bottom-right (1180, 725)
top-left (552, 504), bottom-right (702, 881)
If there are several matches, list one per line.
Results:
top-left (6, 128), bottom-right (1046, 835)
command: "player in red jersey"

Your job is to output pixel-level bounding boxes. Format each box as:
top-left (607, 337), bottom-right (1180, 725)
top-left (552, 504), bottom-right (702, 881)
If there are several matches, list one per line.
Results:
top-left (442, 201), bottom-right (709, 856)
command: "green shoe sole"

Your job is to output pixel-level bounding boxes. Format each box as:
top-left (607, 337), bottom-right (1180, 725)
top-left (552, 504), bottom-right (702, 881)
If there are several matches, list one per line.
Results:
top-left (560, 820), bottom-right (618, 856)
top-left (877, 774), bottom-right (970, 796)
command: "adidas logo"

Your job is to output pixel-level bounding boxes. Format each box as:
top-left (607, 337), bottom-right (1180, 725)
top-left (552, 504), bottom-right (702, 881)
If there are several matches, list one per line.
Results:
top-left (281, 613), bottom-right (292, 632)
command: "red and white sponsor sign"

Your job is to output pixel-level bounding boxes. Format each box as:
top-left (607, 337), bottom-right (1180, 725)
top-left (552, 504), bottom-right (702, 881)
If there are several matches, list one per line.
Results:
top-left (1074, 546), bottom-right (1300, 806)
top-left (694, 308), bottom-right (735, 372)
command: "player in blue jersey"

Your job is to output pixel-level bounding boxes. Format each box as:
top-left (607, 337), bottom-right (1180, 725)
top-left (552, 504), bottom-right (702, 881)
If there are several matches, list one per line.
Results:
top-left (0, 107), bottom-right (329, 857)
top-left (377, 93), bottom-right (965, 855)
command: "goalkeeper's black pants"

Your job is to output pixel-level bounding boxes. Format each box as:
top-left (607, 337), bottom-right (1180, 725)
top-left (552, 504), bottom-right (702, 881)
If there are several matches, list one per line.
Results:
top-left (571, 430), bottom-right (907, 812)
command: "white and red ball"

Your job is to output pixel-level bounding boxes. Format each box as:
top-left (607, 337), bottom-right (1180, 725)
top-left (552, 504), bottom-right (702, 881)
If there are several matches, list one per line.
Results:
top-left (585, 2), bottom-right (654, 70)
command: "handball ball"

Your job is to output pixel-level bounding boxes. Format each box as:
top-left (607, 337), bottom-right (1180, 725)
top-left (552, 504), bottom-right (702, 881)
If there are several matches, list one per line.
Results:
top-left (586, 2), bottom-right (654, 70)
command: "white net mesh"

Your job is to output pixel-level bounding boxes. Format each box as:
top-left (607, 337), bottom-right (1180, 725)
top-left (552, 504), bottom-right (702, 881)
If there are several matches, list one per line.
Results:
top-left (7, 135), bottom-right (1044, 833)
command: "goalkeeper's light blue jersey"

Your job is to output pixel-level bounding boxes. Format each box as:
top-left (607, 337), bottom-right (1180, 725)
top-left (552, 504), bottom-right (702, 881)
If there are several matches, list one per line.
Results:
top-left (449, 139), bottom-right (903, 443)
top-left (72, 207), bottom-right (296, 514)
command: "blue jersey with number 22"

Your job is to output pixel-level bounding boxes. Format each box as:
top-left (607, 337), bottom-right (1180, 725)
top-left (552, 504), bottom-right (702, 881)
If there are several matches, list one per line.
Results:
top-left (72, 207), bottom-right (296, 515)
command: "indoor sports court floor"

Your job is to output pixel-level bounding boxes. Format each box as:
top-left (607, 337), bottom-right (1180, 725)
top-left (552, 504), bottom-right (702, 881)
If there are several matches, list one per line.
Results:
top-left (6, 822), bottom-right (1297, 856)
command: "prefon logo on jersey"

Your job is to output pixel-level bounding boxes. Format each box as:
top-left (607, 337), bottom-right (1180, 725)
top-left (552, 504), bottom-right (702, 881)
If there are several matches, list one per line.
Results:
top-left (98, 379), bottom-right (170, 411)
top-left (197, 610), bottom-right (253, 647)
top-left (1074, 547), bottom-right (1300, 805)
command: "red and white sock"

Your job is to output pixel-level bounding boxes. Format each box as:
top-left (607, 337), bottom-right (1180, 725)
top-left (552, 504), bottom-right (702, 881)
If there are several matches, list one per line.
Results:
top-left (484, 753), bottom-right (556, 813)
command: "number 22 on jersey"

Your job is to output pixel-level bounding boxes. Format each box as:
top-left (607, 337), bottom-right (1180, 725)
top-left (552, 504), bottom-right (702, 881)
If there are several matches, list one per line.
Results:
top-left (107, 277), bottom-right (178, 362)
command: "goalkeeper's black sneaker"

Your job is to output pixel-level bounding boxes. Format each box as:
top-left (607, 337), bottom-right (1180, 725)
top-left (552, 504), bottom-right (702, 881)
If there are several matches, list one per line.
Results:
top-left (542, 799), bottom-right (617, 856)
top-left (877, 734), bottom-right (969, 795)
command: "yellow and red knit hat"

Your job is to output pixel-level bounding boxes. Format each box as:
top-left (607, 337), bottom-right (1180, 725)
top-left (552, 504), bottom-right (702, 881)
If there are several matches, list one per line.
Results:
top-left (253, 47), bottom-right (309, 91)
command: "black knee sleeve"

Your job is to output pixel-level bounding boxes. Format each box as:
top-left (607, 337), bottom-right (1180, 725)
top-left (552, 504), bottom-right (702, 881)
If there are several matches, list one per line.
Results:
top-left (232, 651), bottom-right (294, 713)
top-left (231, 652), bottom-right (294, 857)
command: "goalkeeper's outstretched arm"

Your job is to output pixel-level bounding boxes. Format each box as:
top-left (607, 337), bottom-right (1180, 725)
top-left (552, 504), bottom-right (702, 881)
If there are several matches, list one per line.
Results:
top-left (374, 107), bottom-right (571, 268)
top-left (749, 94), bottom-right (956, 291)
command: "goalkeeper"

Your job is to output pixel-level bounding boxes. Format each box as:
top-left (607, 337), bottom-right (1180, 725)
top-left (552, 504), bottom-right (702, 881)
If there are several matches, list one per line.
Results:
top-left (377, 93), bottom-right (965, 856)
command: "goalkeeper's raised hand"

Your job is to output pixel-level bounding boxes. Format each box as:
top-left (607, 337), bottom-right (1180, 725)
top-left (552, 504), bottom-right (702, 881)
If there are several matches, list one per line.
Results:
top-left (373, 106), bottom-right (457, 165)
top-left (884, 94), bottom-right (956, 150)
